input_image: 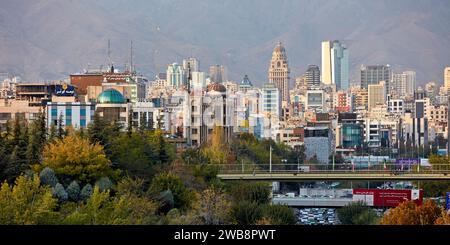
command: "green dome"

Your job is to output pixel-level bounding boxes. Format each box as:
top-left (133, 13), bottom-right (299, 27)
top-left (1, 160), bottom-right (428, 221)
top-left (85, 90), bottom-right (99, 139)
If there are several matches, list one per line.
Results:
top-left (97, 88), bottom-right (125, 104)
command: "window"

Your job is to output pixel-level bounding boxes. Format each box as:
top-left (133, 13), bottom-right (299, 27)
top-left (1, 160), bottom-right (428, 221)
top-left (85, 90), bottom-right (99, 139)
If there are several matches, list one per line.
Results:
top-left (66, 108), bottom-right (72, 116)
top-left (65, 119), bottom-right (72, 126)
top-left (80, 108), bottom-right (86, 116)
top-left (80, 119), bottom-right (86, 127)
top-left (51, 108), bottom-right (57, 117)
top-left (192, 128), bottom-right (198, 134)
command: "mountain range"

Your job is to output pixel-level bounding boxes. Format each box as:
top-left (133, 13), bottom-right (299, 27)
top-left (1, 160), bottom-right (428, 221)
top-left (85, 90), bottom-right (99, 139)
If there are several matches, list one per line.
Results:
top-left (0, 0), bottom-right (449, 87)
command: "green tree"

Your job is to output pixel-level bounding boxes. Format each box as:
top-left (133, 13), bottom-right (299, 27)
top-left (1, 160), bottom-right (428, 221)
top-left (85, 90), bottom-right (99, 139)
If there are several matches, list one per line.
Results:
top-left (149, 172), bottom-right (196, 210)
top-left (0, 175), bottom-right (59, 224)
top-left (26, 111), bottom-right (47, 164)
top-left (230, 201), bottom-right (263, 225)
top-left (337, 201), bottom-right (375, 225)
top-left (228, 181), bottom-right (271, 205)
top-left (261, 204), bottom-right (297, 225)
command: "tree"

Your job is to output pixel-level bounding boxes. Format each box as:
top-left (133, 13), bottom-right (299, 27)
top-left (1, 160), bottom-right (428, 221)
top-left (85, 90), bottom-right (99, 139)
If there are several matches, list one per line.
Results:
top-left (41, 134), bottom-right (113, 182)
top-left (230, 201), bottom-right (263, 225)
top-left (261, 204), bottom-right (297, 225)
top-left (95, 177), bottom-right (113, 192)
top-left (149, 172), bottom-right (196, 210)
top-left (66, 181), bottom-right (80, 202)
top-left (53, 183), bottom-right (69, 203)
top-left (0, 175), bottom-right (58, 224)
top-left (337, 201), bottom-right (376, 225)
top-left (39, 167), bottom-right (58, 187)
top-left (380, 200), bottom-right (442, 225)
top-left (228, 181), bottom-right (271, 205)
top-left (199, 187), bottom-right (231, 225)
top-left (26, 111), bottom-right (47, 164)
top-left (80, 184), bottom-right (93, 202)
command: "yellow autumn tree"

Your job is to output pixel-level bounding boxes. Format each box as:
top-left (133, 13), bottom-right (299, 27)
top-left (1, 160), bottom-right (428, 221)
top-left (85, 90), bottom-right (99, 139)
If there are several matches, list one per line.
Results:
top-left (202, 125), bottom-right (229, 164)
top-left (41, 134), bottom-right (112, 182)
top-left (380, 200), bottom-right (442, 225)
top-left (0, 175), bottom-right (58, 224)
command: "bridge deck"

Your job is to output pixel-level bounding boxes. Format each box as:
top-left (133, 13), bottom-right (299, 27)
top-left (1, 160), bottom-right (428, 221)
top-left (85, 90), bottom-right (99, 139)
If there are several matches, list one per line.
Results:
top-left (217, 173), bottom-right (450, 181)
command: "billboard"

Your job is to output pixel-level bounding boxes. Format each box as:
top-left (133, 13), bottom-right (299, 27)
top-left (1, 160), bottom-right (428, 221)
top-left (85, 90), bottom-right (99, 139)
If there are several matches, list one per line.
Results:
top-left (353, 189), bottom-right (423, 207)
top-left (395, 158), bottom-right (419, 165)
top-left (55, 83), bottom-right (75, 96)
top-left (446, 192), bottom-right (450, 210)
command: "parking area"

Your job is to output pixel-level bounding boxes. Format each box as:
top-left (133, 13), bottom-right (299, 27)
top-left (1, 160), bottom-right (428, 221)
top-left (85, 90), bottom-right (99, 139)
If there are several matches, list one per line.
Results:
top-left (295, 208), bottom-right (340, 225)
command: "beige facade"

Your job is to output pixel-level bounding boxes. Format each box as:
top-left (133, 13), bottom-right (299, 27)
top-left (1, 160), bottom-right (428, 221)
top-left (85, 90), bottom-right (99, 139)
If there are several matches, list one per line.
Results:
top-left (0, 99), bottom-right (43, 130)
top-left (268, 42), bottom-right (290, 105)
top-left (445, 67), bottom-right (450, 92)
top-left (321, 41), bottom-right (332, 85)
top-left (368, 81), bottom-right (386, 111)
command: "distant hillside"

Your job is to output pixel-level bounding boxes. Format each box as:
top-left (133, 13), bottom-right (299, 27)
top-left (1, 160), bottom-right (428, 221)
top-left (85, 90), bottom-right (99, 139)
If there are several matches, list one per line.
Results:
top-left (0, 0), bottom-right (449, 86)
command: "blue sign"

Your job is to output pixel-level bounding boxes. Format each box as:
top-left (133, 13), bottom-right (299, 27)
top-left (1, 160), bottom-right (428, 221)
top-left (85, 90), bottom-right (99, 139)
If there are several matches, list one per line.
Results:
top-left (55, 84), bottom-right (75, 96)
top-left (395, 158), bottom-right (419, 165)
top-left (446, 192), bottom-right (450, 210)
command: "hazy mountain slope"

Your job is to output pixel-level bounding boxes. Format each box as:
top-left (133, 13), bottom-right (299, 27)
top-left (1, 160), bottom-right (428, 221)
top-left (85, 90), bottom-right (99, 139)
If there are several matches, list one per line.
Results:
top-left (0, 0), bottom-right (449, 86)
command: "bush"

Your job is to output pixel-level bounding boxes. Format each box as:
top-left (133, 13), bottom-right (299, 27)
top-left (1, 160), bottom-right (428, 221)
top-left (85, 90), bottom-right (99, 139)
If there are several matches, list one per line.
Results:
top-left (337, 201), bottom-right (373, 225)
top-left (52, 183), bottom-right (68, 203)
top-left (66, 181), bottom-right (80, 202)
top-left (149, 172), bottom-right (196, 210)
top-left (156, 190), bottom-right (175, 214)
top-left (95, 177), bottom-right (113, 192)
top-left (80, 184), bottom-right (93, 201)
top-left (230, 201), bottom-right (263, 225)
top-left (261, 205), bottom-right (297, 225)
top-left (39, 167), bottom-right (58, 187)
top-left (229, 182), bottom-right (271, 205)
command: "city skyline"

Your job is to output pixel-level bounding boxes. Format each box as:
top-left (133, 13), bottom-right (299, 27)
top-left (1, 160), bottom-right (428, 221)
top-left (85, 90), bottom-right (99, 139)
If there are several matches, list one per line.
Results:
top-left (1, 0), bottom-right (449, 85)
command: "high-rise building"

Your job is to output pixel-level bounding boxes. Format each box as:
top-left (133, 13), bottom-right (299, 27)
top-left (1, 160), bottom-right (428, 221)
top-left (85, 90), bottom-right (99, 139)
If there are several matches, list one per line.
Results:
top-left (262, 82), bottom-right (281, 119)
top-left (183, 58), bottom-right (199, 88)
top-left (305, 65), bottom-right (320, 88)
top-left (360, 64), bottom-right (392, 90)
top-left (268, 42), bottom-right (290, 104)
top-left (392, 71), bottom-right (416, 97)
top-left (444, 67), bottom-right (450, 92)
top-left (368, 81), bottom-right (386, 110)
top-left (209, 65), bottom-right (227, 84)
top-left (167, 63), bottom-right (186, 87)
top-left (321, 40), bottom-right (349, 90)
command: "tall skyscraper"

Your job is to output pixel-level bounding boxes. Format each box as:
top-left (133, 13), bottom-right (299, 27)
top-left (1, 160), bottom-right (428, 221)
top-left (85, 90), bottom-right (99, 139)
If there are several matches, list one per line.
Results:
top-left (321, 40), bottom-right (349, 90)
top-left (392, 71), bottom-right (416, 97)
top-left (305, 65), bottom-right (320, 88)
top-left (167, 63), bottom-right (186, 87)
top-left (209, 65), bottom-right (227, 84)
top-left (444, 67), bottom-right (450, 92)
top-left (360, 64), bottom-right (392, 90)
top-left (268, 42), bottom-right (290, 104)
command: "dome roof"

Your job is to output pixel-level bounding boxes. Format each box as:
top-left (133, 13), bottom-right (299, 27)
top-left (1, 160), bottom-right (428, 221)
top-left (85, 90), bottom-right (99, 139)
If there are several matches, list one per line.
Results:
top-left (97, 88), bottom-right (126, 104)
top-left (207, 82), bottom-right (227, 93)
top-left (240, 75), bottom-right (253, 87)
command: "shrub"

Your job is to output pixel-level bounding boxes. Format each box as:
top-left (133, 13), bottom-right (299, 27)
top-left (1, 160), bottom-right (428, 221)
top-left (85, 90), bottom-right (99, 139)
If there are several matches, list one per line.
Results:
top-left (80, 184), bottom-right (93, 201)
top-left (52, 183), bottom-right (68, 203)
top-left (39, 167), bottom-right (58, 187)
top-left (95, 177), bottom-right (113, 192)
top-left (66, 181), bottom-right (80, 202)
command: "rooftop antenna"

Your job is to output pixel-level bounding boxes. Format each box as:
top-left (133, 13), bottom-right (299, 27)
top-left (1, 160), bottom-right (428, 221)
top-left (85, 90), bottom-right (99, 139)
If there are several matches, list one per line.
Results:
top-left (108, 39), bottom-right (112, 69)
top-left (130, 40), bottom-right (133, 73)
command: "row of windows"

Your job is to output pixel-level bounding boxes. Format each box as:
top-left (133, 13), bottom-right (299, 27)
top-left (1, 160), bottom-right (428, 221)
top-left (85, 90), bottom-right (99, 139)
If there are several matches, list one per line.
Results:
top-left (51, 108), bottom-right (88, 117)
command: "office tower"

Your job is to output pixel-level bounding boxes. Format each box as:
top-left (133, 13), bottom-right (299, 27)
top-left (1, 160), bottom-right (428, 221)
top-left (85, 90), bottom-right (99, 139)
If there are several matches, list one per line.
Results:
top-left (414, 99), bottom-right (428, 147)
top-left (209, 65), bottom-right (227, 84)
top-left (167, 63), bottom-right (186, 88)
top-left (360, 64), bottom-right (392, 90)
top-left (262, 82), bottom-right (281, 119)
top-left (321, 40), bottom-right (349, 90)
top-left (183, 58), bottom-right (199, 88)
top-left (445, 67), bottom-right (450, 92)
top-left (368, 81), bottom-right (386, 110)
top-left (305, 65), bottom-right (320, 88)
top-left (268, 42), bottom-right (290, 104)
top-left (392, 71), bottom-right (416, 97)
top-left (238, 75), bottom-right (253, 93)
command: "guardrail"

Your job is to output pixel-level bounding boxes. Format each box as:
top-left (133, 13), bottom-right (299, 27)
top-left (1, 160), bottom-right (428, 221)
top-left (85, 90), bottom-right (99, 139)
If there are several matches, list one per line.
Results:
top-left (212, 163), bottom-right (450, 175)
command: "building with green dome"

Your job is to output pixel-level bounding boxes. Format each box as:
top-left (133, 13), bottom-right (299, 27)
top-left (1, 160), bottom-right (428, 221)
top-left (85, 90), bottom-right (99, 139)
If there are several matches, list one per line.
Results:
top-left (96, 88), bottom-right (130, 127)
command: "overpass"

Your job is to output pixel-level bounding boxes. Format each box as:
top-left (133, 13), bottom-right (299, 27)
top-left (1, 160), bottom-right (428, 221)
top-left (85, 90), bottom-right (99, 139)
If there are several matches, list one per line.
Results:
top-left (215, 163), bottom-right (450, 181)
